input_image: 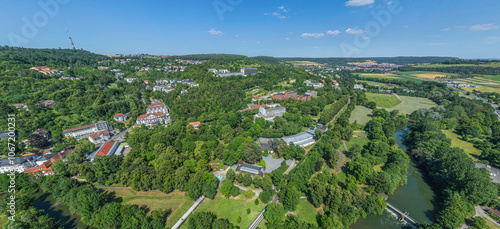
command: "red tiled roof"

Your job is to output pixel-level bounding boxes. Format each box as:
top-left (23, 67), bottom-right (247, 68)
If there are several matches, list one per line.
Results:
top-left (63, 123), bottom-right (95, 134)
top-left (188, 121), bottom-right (201, 126)
top-left (96, 142), bottom-right (115, 157)
top-left (114, 113), bottom-right (124, 119)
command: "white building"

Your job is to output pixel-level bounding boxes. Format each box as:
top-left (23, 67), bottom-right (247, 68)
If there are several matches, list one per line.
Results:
top-left (114, 113), bottom-right (127, 122)
top-left (89, 130), bottom-right (111, 144)
top-left (0, 155), bottom-right (38, 174)
top-left (254, 106), bottom-right (286, 121)
top-left (147, 100), bottom-right (169, 114)
top-left (62, 121), bottom-right (112, 140)
top-left (136, 112), bottom-right (168, 126)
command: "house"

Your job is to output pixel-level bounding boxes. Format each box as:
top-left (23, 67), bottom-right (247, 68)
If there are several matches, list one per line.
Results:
top-left (144, 80), bottom-right (149, 84)
top-left (114, 113), bottom-right (127, 122)
top-left (85, 141), bottom-right (119, 162)
top-left (354, 84), bottom-right (366, 90)
top-left (98, 66), bottom-right (109, 70)
top-left (88, 130), bottom-right (111, 144)
top-left (235, 162), bottom-right (265, 176)
top-left (124, 78), bottom-right (139, 83)
top-left (305, 90), bottom-right (318, 97)
top-left (29, 66), bottom-right (62, 75)
top-left (38, 100), bottom-right (56, 107)
top-left (10, 103), bottom-right (28, 110)
top-left (136, 112), bottom-right (168, 126)
top-left (241, 68), bottom-right (258, 76)
top-left (254, 106), bottom-right (286, 121)
top-left (315, 124), bottom-right (328, 133)
top-left (188, 121), bottom-right (201, 129)
top-left (0, 155), bottom-right (38, 174)
top-left (115, 73), bottom-right (125, 77)
top-left (32, 129), bottom-right (51, 140)
top-left (181, 89), bottom-right (187, 94)
top-left (63, 121), bottom-right (112, 140)
top-left (147, 100), bottom-right (169, 114)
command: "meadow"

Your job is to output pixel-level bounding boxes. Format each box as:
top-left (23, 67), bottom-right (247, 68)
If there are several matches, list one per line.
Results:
top-left (442, 130), bottom-right (481, 158)
top-left (382, 95), bottom-right (436, 114)
top-left (349, 106), bottom-right (372, 125)
top-left (365, 93), bottom-right (402, 108)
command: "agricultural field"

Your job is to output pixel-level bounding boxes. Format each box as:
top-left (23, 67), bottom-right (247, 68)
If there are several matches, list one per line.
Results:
top-left (349, 106), bottom-right (372, 125)
top-left (185, 191), bottom-right (266, 229)
top-left (365, 93), bottom-right (402, 108)
top-left (357, 80), bottom-right (401, 88)
top-left (107, 189), bottom-right (194, 228)
top-left (442, 130), bottom-right (481, 158)
top-left (356, 71), bottom-right (460, 82)
top-left (382, 95), bottom-right (437, 114)
top-left (414, 62), bottom-right (500, 68)
top-left (289, 199), bottom-right (323, 226)
top-left (445, 76), bottom-right (500, 93)
top-left (288, 61), bottom-right (323, 66)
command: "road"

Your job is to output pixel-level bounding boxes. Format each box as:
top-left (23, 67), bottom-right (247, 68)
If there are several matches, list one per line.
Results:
top-left (475, 206), bottom-right (500, 227)
top-left (248, 96), bottom-right (351, 229)
top-left (110, 126), bottom-right (132, 142)
top-left (171, 195), bottom-right (205, 229)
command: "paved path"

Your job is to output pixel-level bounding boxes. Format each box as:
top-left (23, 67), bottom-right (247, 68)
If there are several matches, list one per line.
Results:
top-left (283, 159), bottom-right (296, 175)
top-left (475, 206), bottom-right (500, 227)
top-left (171, 195), bottom-right (205, 229)
top-left (234, 184), bottom-right (263, 197)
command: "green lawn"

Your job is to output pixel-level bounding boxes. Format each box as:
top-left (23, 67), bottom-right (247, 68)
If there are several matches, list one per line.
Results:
top-left (382, 96), bottom-right (437, 115)
top-left (185, 192), bottom-right (266, 229)
top-left (0, 214), bottom-right (7, 229)
top-left (349, 106), bottom-right (372, 125)
top-left (345, 137), bottom-right (370, 149)
top-left (442, 130), bottom-right (481, 158)
top-left (291, 199), bottom-right (323, 226)
top-left (106, 189), bottom-right (193, 228)
top-left (365, 93), bottom-right (402, 108)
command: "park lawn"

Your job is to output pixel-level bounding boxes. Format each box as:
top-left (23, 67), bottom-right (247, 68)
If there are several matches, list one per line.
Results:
top-left (349, 106), bottom-right (372, 125)
top-left (382, 96), bottom-right (437, 115)
top-left (107, 189), bottom-right (193, 228)
top-left (290, 199), bottom-right (323, 226)
top-left (442, 130), bottom-right (481, 158)
top-left (485, 218), bottom-right (500, 229)
top-left (345, 137), bottom-right (370, 149)
top-left (187, 191), bottom-right (266, 228)
top-left (365, 93), bottom-right (402, 108)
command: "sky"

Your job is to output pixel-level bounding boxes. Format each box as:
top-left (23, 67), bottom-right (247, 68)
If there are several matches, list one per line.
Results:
top-left (1, 0), bottom-right (500, 58)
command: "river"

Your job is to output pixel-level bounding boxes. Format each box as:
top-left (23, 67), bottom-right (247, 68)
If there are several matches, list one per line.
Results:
top-left (33, 193), bottom-right (89, 229)
top-left (351, 127), bottom-right (435, 229)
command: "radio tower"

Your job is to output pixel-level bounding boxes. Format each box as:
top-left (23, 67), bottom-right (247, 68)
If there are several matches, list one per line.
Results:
top-left (65, 25), bottom-right (76, 50)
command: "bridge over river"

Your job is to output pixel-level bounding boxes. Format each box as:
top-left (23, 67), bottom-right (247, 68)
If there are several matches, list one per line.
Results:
top-left (386, 202), bottom-right (421, 227)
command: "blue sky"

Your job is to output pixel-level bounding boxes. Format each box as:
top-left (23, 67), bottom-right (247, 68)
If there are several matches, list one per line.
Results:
top-left (1, 0), bottom-right (499, 58)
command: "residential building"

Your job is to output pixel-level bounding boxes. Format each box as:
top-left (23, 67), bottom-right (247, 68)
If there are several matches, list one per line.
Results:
top-left (147, 99), bottom-right (169, 114)
top-left (114, 113), bottom-right (127, 122)
top-left (32, 128), bottom-right (51, 140)
top-left (305, 90), bottom-right (318, 97)
top-left (0, 155), bottom-right (38, 174)
top-left (88, 130), bottom-right (111, 144)
top-left (188, 121), bottom-right (201, 129)
top-left (136, 112), bottom-right (168, 126)
top-left (98, 66), bottom-right (109, 70)
top-left (10, 103), bottom-right (28, 110)
top-left (354, 84), bottom-right (366, 90)
top-left (254, 106), bottom-right (286, 121)
top-left (272, 92), bottom-right (311, 102)
top-left (62, 121), bottom-right (112, 140)
top-left (29, 66), bottom-right (62, 75)
top-left (241, 68), bottom-right (258, 76)
top-left (23, 150), bottom-right (73, 175)
top-left (124, 78), bottom-right (139, 83)
top-left (38, 100), bottom-right (56, 107)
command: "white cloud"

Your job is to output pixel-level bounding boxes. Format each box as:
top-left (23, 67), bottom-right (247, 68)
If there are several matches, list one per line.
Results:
top-left (300, 33), bottom-right (325, 38)
top-left (403, 25), bottom-right (409, 29)
top-left (285, 37), bottom-right (292, 40)
top-left (208, 29), bottom-right (223, 35)
top-left (327, 30), bottom-right (341, 36)
top-left (386, 1), bottom-right (393, 5)
top-left (440, 28), bottom-right (450, 32)
top-left (345, 0), bottom-right (374, 7)
top-left (469, 23), bottom-right (499, 31)
top-left (485, 36), bottom-right (500, 44)
top-left (235, 35), bottom-right (239, 38)
top-left (278, 6), bottom-right (285, 10)
top-left (346, 28), bottom-right (365, 34)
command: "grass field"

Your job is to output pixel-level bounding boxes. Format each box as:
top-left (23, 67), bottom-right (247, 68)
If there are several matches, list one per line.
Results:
top-left (382, 96), bottom-right (437, 114)
top-left (355, 71), bottom-right (457, 82)
top-left (414, 63), bottom-right (500, 68)
top-left (0, 214), bottom-right (7, 229)
top-left (290, 199), bottom-right (323, 226)
top-left (349, 106), bottom-right (372, 125)
top-left (107, 189), bottom-right (193, 228)
top-left (366, 93), bottom-right (402, 108)
top-left (186, 192), bottom-right (266, 229)
top-left (442, 130), bottom-right (481, 158)
top-left (345, 137), bottom-right (370, 149)
top-left (358, 73), bottom-right (399, 79)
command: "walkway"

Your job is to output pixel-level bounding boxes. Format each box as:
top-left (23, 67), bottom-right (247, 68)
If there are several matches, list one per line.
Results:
top-left (171, 195), bottom-right (205, 229)
top-left (475, 206), bottom-right (500, 227)
top-left (234, 184), bottom-right (263, 197)
top-left (386, 203), bottom-right (420, 227)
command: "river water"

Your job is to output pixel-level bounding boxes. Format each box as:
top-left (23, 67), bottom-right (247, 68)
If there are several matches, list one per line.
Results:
top-left (33, 194), bottom-right (89, 229)
top-left (351, 127), bottom-right (435, 229)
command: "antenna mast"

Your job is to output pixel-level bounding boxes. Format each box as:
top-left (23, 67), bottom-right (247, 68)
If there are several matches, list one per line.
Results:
top-left (65, 25), bottom-right (76, 50)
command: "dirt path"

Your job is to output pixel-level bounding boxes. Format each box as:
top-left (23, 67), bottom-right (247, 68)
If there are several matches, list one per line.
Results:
top-left (335, 148), bottom-right (347, 173)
